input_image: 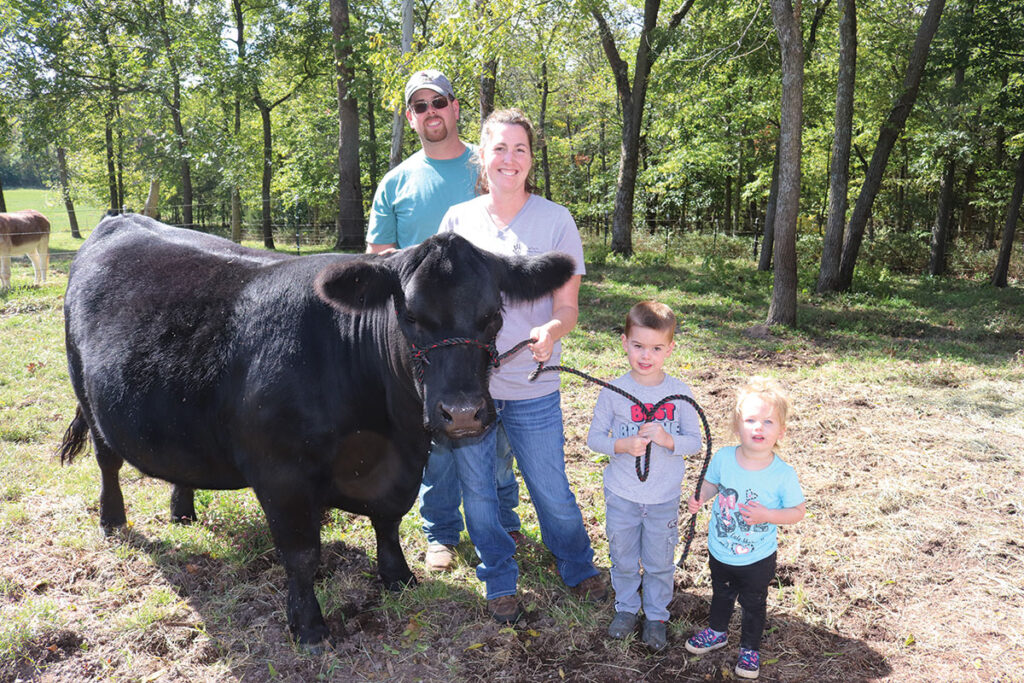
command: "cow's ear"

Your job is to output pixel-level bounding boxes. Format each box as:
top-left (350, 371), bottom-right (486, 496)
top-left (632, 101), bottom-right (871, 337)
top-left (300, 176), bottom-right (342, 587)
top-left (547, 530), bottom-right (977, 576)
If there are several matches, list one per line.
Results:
top-left (496, 251), bottom-right (575, 303)
top-left (314, 259), bottom-right (400, 312)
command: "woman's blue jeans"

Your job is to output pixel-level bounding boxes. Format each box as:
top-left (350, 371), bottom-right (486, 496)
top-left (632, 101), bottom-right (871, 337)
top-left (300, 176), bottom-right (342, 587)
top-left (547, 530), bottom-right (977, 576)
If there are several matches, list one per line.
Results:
top-left (451, 391), bottom-right (598, 599)
top-left (419, 424), bottom-right (520, 546)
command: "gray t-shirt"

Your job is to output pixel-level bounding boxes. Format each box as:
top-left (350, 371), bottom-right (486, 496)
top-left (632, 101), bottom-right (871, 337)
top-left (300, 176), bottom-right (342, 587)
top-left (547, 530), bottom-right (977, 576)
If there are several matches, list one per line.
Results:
top-left (587, 372), bottom-right (703, 504)
top-left (438, 194), bottom-right (586, 400)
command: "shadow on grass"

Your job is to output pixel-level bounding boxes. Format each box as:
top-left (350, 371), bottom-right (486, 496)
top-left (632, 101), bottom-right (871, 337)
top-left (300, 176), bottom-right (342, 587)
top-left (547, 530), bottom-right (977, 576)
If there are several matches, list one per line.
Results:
top-left (579, 260), bottom-right (1024, 369)
top-left (102, 518), bottom-right (491, 680)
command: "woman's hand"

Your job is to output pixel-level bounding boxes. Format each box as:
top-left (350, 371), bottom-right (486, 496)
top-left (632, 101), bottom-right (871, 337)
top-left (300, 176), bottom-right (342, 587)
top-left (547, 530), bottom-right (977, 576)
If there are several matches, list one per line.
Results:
top-left (528, 326), bottom-right (554, 362)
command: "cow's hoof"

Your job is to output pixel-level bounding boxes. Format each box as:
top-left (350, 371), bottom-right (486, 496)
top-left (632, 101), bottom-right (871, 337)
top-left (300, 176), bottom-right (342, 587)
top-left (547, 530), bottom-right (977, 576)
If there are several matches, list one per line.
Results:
top-left (294, 627), bottom-right (332, 655)
top-left (170, 514), bottom-right (197, 525)
top-left (296, 638), bottom-right (331, 655)
top-left (100, 520), bottom-right (127, 536)
top-left (383, 574), bottom-right (417, 592)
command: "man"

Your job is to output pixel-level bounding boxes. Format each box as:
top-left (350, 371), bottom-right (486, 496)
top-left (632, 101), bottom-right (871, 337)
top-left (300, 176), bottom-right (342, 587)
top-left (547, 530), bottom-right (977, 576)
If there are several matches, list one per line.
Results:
top-left (366, 69), bottom-right (521, 572)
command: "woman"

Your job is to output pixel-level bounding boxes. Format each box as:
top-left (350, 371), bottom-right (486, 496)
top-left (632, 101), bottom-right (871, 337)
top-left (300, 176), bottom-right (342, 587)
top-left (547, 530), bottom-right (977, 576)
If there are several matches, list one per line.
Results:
top-left (439, 108), bottom-right (606, 624)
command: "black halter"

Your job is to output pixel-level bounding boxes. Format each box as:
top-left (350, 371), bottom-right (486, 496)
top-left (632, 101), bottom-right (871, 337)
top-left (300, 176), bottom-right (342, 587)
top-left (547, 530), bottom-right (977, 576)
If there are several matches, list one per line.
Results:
top-left (408, 337), bottom-right (501, 382)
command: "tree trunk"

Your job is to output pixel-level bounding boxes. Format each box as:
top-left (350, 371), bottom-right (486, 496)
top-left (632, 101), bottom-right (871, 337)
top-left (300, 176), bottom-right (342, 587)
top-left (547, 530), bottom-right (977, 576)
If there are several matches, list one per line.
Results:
top-left (479, 59), bottom-right (497, 122)
top-left (817, 0), bottom-right (856, 293)
top-left (231, 0), bottom-right (245, 243)
top-left (367, 73), bottom-right (379, 191)
top-left (105, 121), bottom-right (118, 210)
top-left (539, 59), bottom-right (552, 200)
top-left (991, 146), bottom-right (1024, 288)
top-left (766, 0), bottom-right (804, 327)
top-left (231, 188), bottom-right (242, 243)
top-left (389, 0), bottom-right (413, 170)
top-left (158, 0), bottom-right (193, 229)
top-left (759, 146), bottom-right (780, 271)
top-left (143, 179), bottom-right (160, 218)
top-left (256, 97), bottom-right (275, 249)
top-left (592, 0), bottom-right (696, 257)
top-left (724, 175), bottom-right (733, 235)
top-left (0, 172), bottom-right (6, 213)
top-left (331, 0), bottom-right (364, 250)
top-left (56, 147), bottom-right (81, 238)
top-left (834, 0), bottom-right (945, 291)
top-left (928, 0), bottom-right (973, 276)
top-left (929, 159), bottom-right (956, 275)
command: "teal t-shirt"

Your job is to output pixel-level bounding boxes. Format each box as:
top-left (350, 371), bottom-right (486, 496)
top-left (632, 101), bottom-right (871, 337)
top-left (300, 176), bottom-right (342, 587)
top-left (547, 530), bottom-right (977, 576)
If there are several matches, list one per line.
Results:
top-left (366, 146), bottom-right (477, 248)
top-left (705, 446), bottom-right (804, 566)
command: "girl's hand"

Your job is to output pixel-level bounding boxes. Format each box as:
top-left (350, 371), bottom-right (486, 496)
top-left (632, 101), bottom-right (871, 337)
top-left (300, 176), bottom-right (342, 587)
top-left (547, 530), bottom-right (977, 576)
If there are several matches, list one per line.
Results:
top-left (738, 501), bottom-right (772, 525)
top-left (687, 495), bottom-right (702, 514)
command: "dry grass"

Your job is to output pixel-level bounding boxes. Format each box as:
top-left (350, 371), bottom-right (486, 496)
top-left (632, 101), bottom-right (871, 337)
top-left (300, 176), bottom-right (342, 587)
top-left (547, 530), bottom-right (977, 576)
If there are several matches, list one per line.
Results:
top-left (1, 246), bottom-right (1023, 682)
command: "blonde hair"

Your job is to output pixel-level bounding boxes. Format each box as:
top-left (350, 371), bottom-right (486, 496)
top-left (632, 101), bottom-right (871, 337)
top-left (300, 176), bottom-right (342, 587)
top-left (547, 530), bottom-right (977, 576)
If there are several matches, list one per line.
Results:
top-left (732, 376), bottom-right (792, 438)
top-left (624, 301), bottom-right (676, 341)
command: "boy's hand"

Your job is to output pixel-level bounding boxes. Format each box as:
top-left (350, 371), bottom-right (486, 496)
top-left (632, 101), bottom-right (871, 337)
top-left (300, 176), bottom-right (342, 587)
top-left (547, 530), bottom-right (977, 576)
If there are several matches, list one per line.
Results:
top-left (738, 501), bottom-right (772, 524)
top-left (637, 423), bottom-right (673, 450)
top-left (615, 436), bottom-right (650, 457)
top-left (687, 495), bottom-right (702, 514)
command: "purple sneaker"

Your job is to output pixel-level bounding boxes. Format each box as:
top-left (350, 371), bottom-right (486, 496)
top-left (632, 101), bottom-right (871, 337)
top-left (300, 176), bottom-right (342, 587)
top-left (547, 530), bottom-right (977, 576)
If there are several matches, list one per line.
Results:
top-left (735, 648), bottom-right (760, 679)
top-left (685, 627), bottom-right (728, 654)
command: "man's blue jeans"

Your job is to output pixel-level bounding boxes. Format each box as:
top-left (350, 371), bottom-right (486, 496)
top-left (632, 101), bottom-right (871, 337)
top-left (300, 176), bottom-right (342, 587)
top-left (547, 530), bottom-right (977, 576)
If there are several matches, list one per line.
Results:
top-left (420, 423), bottom-right (520, 546)
top-left (450, 391), bottom-right (598, 599)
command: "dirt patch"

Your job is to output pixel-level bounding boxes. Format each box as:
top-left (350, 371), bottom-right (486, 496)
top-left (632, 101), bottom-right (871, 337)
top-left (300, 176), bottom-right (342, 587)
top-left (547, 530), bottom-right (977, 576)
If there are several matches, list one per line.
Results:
top-left (3, 356), bottom-right (1023, 681)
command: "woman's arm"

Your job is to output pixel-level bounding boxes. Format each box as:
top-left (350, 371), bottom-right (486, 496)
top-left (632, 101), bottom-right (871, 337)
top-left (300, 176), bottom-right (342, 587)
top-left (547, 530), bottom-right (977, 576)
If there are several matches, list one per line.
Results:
top-left (528, 274), bottom-right (581, 362)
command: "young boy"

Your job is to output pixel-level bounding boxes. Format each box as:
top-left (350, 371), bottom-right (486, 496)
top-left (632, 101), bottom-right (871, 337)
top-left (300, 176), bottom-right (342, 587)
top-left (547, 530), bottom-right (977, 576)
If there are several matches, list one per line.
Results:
top-left (685, 377), bottom-right (805, 679)
top-left (586, 301), bottom-right (703, 650)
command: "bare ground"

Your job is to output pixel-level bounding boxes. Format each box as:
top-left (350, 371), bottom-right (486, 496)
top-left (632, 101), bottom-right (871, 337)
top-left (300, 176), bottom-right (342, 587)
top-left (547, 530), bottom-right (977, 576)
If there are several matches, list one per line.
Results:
top-left (2, 347), bottom-right (1023, 682)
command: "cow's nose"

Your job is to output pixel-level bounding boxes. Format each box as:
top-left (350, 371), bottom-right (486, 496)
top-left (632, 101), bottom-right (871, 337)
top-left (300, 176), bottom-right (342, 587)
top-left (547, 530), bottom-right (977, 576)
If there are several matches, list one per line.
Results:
top-left (439, 397), bottom-right (487, 437)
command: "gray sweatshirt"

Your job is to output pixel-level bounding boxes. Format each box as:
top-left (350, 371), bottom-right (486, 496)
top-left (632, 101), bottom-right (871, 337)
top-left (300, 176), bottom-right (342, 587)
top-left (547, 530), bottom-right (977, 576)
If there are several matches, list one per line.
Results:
top-left (587, 372), bottom-right (703, 504)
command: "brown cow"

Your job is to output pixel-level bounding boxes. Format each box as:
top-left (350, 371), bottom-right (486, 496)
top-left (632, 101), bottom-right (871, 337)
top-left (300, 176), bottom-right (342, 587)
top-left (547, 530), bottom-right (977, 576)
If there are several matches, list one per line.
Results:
top-left (0, 209), bottom-right (50, 290)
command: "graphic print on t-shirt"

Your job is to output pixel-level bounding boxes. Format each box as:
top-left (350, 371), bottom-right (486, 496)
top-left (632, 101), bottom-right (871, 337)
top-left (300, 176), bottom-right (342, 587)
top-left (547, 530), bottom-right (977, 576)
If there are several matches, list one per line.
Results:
top-left (712, 485), bottom-right (769, 556)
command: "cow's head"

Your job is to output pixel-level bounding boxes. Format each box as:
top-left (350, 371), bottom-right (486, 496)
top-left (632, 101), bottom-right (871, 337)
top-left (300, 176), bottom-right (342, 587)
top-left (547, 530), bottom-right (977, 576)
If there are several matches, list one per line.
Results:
top-left (314, 233), bottom-right (574, 438)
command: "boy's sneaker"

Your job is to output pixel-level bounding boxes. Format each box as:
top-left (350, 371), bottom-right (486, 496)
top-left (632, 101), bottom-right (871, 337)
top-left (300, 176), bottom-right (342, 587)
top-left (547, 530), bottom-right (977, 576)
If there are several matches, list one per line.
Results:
top-left (641, 619), bottom-right (668, 651)
top-left (607, 611), bottom-right (638, 639)
top-left (685, 627), bottom-right (728, 654)
top-left (735, 648), bottom-right (760, 679)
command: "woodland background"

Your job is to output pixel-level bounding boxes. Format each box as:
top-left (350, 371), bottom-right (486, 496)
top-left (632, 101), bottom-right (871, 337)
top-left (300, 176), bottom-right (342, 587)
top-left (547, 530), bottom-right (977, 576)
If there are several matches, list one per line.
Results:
top-left (2, 0), bottom-right (1023, 324)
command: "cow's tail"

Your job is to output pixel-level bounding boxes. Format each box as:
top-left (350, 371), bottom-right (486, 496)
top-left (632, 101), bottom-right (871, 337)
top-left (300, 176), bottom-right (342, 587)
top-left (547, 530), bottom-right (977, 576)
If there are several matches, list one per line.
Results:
top-left (58, 406), bottom-right (90, 465)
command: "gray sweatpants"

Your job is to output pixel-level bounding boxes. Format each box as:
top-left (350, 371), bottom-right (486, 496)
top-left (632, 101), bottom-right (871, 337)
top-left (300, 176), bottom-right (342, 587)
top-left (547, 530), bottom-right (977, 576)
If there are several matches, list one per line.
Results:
top-left (604, 487), bottom-right (680, 622)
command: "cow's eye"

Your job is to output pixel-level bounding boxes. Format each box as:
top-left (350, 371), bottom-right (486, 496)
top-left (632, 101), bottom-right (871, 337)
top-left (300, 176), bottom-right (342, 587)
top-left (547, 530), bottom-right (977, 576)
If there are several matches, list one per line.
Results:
top-left (480, 311), bottom-right (500, 329)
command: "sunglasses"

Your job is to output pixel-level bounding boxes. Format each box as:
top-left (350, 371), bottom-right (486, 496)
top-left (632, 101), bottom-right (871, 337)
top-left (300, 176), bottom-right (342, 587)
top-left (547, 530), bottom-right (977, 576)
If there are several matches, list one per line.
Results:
top-left (410, 96), bottom-right (451, 115)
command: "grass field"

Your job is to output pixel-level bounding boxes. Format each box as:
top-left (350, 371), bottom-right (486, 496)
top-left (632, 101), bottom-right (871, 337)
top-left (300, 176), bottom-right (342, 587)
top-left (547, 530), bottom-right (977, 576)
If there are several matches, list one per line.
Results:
top-left (1, 199), bottom-right (1023, 681)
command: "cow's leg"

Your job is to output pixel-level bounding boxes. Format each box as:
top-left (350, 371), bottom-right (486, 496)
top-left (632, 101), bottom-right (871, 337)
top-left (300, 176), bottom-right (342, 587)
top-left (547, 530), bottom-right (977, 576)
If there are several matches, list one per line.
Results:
top-left (170, 485), bottom-right (197, 524)
top-left (94, 440), bottom-right (127, 532)
top-left (38, 234), bottom-right (49, 285)
top-left (0, 252), bottom-right (10, 290)
top-left (371, 516), bottom-right (416, 590)
top-left (254, 484), bottom-right (329, 649)
top-left (26, 248), bottom-right (44, 287)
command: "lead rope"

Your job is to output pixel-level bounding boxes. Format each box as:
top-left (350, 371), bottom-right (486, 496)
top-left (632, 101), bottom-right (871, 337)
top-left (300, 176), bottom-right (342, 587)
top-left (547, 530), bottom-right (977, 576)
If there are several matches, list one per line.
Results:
top-left (499, 339), bottom-right (712, 567)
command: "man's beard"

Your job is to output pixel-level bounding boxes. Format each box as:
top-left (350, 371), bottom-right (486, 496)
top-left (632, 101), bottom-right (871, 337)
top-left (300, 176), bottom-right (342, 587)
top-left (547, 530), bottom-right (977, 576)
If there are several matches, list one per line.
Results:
top-left (420, 117), bottom-right (450, 143)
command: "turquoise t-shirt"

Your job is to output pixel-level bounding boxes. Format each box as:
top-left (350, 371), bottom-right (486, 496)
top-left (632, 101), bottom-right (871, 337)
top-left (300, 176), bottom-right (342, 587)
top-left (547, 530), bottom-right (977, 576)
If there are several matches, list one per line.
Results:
top-left (705, 446), bottom-right (804, 566)
top-left (366, 146), bottom-right (477, 248)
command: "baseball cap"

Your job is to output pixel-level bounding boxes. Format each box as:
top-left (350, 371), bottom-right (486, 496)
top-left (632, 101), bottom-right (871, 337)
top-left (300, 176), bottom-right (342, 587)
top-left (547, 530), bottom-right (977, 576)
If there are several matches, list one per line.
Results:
top-left (404, 70), bottom-right (456, 104)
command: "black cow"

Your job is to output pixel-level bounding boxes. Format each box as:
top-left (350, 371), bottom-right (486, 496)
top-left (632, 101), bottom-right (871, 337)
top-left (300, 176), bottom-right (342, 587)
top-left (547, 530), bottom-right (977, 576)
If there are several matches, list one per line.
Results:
top-left (59, 213), bottom-right (573, 647)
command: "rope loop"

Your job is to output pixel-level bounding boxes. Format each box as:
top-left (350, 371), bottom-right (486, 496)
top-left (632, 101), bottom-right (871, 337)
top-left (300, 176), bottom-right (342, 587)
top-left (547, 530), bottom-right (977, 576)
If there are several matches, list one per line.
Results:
top-left (521, 345), bottom-right (713, 568)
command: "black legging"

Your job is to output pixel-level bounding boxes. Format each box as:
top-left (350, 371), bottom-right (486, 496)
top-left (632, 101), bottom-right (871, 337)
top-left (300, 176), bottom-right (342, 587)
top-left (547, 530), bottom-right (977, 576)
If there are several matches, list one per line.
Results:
top-left (708, 552), bottom-right (777, 650)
